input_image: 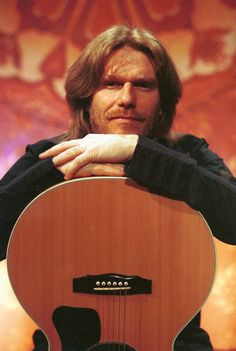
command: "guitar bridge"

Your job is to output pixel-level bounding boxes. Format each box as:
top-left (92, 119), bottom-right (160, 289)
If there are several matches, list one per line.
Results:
top-left (73, 273), bottom-right (152, 295)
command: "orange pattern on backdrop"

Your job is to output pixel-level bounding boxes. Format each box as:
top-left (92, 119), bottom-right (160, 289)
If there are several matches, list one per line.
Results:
top-left (0, 0), bottom-right (235, 350)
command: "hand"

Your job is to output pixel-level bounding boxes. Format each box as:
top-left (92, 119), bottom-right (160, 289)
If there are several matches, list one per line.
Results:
top-left (58, 162), bottom-right (125, 178)
top-left (39, 134), bottom-right (138, 180)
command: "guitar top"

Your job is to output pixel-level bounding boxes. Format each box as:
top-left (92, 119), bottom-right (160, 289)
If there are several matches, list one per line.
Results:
top-left (7, 177), bottom-right (215, 351)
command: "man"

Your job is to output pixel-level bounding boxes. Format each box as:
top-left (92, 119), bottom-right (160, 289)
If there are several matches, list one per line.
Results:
top-left (1, 25), bottom-right (236, 350)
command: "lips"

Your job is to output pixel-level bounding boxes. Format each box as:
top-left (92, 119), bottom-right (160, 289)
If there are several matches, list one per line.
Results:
top-left (109, 115), bottom-right (144, 122)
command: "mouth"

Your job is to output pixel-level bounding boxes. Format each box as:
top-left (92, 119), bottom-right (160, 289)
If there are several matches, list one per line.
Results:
top-left (109, 115), bottom-right (144, 122)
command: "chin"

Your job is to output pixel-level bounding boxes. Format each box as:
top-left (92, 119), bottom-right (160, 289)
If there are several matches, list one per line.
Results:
top-left (108, 125), bottom-right (147, 135)
top-left (102, 119), bottom-right (144, 134)
top-left (109, 128), bottom-right (141, 135)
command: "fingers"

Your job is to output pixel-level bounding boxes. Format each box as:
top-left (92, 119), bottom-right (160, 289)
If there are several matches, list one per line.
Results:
top-left (74, 163), bottom-right (125, 178)
top-left (39, 140), bottom-right (80, 159)
top-left (39, 134), bottom-right (138, 163)
top-left (39, 134), bottom-right (138, 179)
top-left (39, 139), bottom-right (94, 171)
top-left (40, 140), bottom-right (89, 171)
top-left (52, 146), bottom-right (84, 167)
top-left (58, 162), bottom-right (125, 179)
top-left (63, 151), bottom-right (92, 180)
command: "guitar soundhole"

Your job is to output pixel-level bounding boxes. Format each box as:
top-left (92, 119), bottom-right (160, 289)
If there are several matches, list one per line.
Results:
top-left (86, 341), bottom-right (136, 350)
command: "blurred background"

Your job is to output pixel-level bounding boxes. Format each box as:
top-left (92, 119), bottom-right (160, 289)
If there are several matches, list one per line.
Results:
top-left (0, 0), bottom-right (235, 350)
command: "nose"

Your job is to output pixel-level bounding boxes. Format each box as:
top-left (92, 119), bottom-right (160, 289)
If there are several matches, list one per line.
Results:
top-left (117, 82), bottom-right (136, 108)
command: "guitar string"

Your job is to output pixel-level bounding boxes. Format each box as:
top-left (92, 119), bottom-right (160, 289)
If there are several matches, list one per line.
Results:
top-left (110, 292), bottom-right (114, 351)
top-left (113, 291), bottom-right (119, 351)
top-left (118, 289), bottom-right (121, 351)
top-left (113, 290), bottom-right (116, 351)
top-left (109, 292), bottom-right (112, 351)
top-left (108, 294), bottom-right (110, 349)
top-left (110, 288), bottom-right (126, 351)
top-left (122, 289), bottom-right (127, 351)
top-left (96, 288), bottom-right (128, 350)
top-left (111, 291), bottom-right (114, 351)
top-left (103, 294), bottom-right (105, 344)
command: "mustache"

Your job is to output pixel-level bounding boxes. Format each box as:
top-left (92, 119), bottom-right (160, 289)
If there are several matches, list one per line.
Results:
top-left (106, 111), bottom-right (145, 121)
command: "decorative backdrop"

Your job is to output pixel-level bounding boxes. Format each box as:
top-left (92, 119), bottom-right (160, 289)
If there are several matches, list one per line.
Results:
top-left (0, 0), bottom-right (236, 350)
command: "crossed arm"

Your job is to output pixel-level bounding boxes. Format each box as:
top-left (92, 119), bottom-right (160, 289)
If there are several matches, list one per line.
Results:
top-left (40, 133), bottom-right (236, 245)
top-left (39, 134), bottom-right (139, 180)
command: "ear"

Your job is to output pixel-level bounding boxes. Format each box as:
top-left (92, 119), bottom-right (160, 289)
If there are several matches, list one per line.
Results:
top-left (83, 109), bottom-right (90, 122)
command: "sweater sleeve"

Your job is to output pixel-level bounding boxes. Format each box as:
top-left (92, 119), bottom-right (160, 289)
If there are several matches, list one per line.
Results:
top-left (0, 140), bottom-right (64, 260)
top-left (124, 135), bottom-right (236, 245)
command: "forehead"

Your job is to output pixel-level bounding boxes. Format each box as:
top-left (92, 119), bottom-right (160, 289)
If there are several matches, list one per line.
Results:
top-left (103, 46), bottom-right (156, 79)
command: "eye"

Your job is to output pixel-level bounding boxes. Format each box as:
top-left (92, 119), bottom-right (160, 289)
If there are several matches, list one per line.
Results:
top-left (134, 81), bottom-right (156, 90)
top-left (105, 80), bottom-right (122, 88)
top-left (136, 82), bottom-right (148, 88)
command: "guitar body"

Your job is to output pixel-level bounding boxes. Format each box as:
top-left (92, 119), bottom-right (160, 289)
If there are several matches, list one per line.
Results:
top-left (7, 177), bottom-right (215, 351)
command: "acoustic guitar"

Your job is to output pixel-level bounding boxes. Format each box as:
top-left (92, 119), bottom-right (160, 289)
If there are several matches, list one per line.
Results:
top-left (7, 177), bottom-right (215, 350)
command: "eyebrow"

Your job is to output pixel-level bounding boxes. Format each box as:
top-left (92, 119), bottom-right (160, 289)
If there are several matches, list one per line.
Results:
top-left (101, 74), bottom-right (158, 86)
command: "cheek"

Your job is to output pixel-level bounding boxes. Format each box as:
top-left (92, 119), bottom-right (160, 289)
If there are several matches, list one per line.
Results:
top-left (89, 95), bottom-right (111, 132)
top-left (89, 107), bottom-right (103, 133)
top-left (89, 93), bottom-right (112, 117)
top-left (140, 94), bottom-right (160, 118)
top-left (89, 97), bottom-right (102, 125)
top-left (141, 95), bottom-right (160, 131)
top-left (91, 90), bottom-right (115, 108)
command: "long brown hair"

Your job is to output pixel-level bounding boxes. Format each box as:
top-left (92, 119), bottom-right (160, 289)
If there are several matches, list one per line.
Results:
top-left (64, 24), bottom-right (182, 140)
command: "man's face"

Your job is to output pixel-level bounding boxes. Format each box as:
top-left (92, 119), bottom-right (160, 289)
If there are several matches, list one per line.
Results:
top-left (88, 46), bottom-right (160, 135)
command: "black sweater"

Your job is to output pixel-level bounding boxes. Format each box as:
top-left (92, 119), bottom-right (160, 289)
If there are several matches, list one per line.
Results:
top-left (1, 133), bottom-right (235, 350)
